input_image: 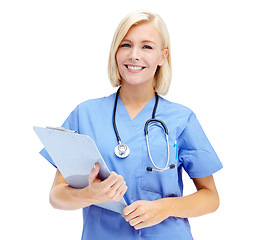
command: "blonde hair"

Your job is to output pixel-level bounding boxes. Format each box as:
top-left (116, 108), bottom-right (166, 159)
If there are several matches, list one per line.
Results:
top-left (108, 11), bottom-right (172, 95)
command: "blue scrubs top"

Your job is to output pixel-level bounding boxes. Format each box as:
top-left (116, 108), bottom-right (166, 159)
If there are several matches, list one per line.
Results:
top-left (40, 93), bottom-right (223, 240)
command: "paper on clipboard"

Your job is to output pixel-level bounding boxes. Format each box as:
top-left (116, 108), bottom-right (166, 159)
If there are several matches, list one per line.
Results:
top-left (33, 126), bottom-right (127, 214)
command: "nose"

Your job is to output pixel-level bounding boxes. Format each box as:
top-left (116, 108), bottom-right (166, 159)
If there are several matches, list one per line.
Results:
top-left (128, 46), bottom-right (140, 61)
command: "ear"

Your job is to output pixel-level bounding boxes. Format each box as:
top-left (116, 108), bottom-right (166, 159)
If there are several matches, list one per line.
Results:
top-left (158, 48), bottom-right (168, 66)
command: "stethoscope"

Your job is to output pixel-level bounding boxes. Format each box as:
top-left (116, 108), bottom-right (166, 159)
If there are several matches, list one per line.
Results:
top-left (112, 87), bottom-right (175, 172)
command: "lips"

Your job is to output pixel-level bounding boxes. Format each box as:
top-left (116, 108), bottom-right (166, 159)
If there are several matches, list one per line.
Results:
top-left (125, 65), bottom-right (146, 71)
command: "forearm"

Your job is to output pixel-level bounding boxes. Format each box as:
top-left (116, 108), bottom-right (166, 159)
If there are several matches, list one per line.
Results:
top-left (162, 187), bottom-right (220, 219)
top-left (49, 183), bottom-right (93, 210)
top-left (123, 175), bottom-right (220, 230)
top-left (49, 166), bottom-right (127, 211)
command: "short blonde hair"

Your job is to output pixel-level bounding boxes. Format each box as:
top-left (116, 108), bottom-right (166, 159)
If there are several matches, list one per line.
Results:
top-left (108, 11), bottom-right (172, 95)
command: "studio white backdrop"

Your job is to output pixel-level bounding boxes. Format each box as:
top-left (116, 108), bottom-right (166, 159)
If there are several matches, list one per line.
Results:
top-left (1, 0), bottom-right (256, 239)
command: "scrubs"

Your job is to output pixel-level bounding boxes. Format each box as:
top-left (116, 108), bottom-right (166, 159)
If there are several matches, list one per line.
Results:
top-left (40, 93), bottom-right (223, 240)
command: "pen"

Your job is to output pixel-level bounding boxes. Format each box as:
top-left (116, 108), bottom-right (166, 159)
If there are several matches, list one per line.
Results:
top-left (174, 140), bottom-right (178, 159)
top-left (46, 126), bottom-right (77, 134)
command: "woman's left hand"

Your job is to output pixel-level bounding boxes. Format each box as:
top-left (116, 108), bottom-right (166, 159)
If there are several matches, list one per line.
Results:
top-left (122, 199), bottom-right (169, 230)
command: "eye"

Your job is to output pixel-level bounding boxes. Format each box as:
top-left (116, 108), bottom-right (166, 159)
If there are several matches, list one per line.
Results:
top-left (143, 45), bottom-right (152, 49)
top-left (120, 43), bottom-right (131, 48)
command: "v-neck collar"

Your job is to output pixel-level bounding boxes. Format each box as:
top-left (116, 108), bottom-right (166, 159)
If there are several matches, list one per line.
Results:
top-left (111, 93), bottom-right (168, 143)
top-left (117, 95), bottom-right (156, 122)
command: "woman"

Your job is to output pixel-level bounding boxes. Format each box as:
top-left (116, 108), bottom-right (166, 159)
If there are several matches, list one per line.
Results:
top-left (40, 11), bottom-right (223, 239)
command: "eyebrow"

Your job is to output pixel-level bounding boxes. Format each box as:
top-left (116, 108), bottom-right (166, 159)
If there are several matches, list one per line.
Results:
top-left (121, 39), bottom-right (156, 45)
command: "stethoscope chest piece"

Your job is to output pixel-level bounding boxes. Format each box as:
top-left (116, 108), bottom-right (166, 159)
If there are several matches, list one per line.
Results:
top-left (114, 143), bottom-right (130, 158)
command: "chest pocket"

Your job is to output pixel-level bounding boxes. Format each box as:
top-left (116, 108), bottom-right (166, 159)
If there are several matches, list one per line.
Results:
top-left (140, 127), bottom-right (180, 198)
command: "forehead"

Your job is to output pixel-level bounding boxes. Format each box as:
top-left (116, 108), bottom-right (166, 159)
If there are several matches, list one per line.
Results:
top-left (123, 22), bottom-right (161, 44)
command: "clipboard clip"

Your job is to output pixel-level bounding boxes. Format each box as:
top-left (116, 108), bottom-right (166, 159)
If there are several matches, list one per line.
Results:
top-left (46, 126), bottom-right (77, 134)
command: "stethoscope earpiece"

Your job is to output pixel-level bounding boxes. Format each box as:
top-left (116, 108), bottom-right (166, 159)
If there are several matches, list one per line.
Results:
top-left (146, 164), bottom-right (175, 172)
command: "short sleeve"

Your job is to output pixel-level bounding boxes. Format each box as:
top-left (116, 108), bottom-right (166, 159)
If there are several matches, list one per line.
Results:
top-left (39, 105), bottom-right (80, 168)
top-left (178, 112), bottom-right (223, 178)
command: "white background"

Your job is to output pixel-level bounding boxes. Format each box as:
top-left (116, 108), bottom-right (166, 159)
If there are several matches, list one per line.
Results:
top-left (1, 0), bottom-right (256, 239)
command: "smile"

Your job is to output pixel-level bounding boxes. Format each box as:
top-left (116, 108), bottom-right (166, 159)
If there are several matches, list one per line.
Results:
top-left (125, 65), bottom-right (146, 71)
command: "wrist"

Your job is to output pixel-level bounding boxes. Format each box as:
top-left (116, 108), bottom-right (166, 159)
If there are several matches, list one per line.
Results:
top-left (76, 187), bottom-right (97, 206)
top-left (63, 186), bottom-right (94, 209)
top-left (158, 198), bottom-right (176, 218)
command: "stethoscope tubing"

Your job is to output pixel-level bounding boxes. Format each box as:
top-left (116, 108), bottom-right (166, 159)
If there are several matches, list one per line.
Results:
top-left (112, 87), bottom-right (122, 144)
top-left (144, 119), bottom-right (168, 135)
top-left (112, 87), bottom-right (174, 172)
top-left (145, 132), bottom-right (170, 171)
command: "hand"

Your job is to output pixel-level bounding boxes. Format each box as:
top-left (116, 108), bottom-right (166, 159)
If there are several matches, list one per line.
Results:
top-left (87, 163), bottom-right (128, 204)
top-left (122, 199), bottom-right (169, 230)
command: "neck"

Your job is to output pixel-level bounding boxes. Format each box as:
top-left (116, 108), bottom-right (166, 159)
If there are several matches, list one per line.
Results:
top-left (119, 83), bottom-right (155, 106)
top-left (118, 82), bottom-right (156, 120)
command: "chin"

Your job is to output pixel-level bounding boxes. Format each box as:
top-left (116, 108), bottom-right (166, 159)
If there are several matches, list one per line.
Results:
top-left (121, 77), bottom-right (153, 87)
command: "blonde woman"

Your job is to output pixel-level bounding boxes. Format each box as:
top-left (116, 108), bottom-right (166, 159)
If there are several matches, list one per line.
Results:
top-left (40, 11), bottom-right (222, 240)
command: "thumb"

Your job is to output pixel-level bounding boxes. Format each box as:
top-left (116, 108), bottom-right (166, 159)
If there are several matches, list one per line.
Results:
top-left (88, 162), bottom-right (100, 184)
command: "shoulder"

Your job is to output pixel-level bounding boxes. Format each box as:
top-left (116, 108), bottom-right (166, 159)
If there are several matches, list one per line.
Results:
top-left (64, 93), bottom-right (115, 121)
top-left (75, 93), bottom-right (115, 111)
top-left (62, 93), bottom-right (115, 132)
top-left (158, 96), bottom-right (196, 122)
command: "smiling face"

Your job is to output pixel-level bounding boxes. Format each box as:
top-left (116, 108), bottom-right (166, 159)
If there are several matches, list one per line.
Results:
top-left (116, 22), bottom-right (168, 88)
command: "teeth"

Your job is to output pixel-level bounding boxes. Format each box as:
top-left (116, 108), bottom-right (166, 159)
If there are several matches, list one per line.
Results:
top-left (127, 65), bottom-right (143, 70)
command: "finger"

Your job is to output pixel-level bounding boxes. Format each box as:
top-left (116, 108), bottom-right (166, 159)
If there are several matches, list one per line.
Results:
top-left (102, 172), bottom-right (123, 189)
top-left (112, 184), bottom-right (127, 202)
top-left (110, 175), bottom-right (126, 193)
top-left (123, 202), bottom-right (138, 217)
top-left (104, 176), bottom-right (127, 201)
top-left (133, 221), bottom-right (148, 230)
top-left (124, 207), bottom-right (141, 223)
top-left (116, 182), bottom-right (128, 197)
top-left (88, 163), bottom-right (100, 184)
top-left (128, 215), bottom-right (144, 228)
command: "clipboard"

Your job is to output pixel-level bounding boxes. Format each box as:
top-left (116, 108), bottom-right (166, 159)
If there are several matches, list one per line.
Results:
top-left (33, 126), bottom-right (127, 214)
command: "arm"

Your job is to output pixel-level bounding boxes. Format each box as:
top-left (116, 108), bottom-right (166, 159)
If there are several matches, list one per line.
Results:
top-left (49, 163), bottom-right (128, 210)
top-left (123, 175), bottom-right (219, 230)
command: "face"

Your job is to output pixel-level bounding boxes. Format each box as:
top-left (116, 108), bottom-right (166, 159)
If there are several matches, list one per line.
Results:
top-left (116, 22), bottom-right (168, 87)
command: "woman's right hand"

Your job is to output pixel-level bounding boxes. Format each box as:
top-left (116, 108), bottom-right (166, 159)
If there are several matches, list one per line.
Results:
top-left (49, 163), bottom-right (127, 210)
top-left (87, 163), bottom-right (128, 205)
